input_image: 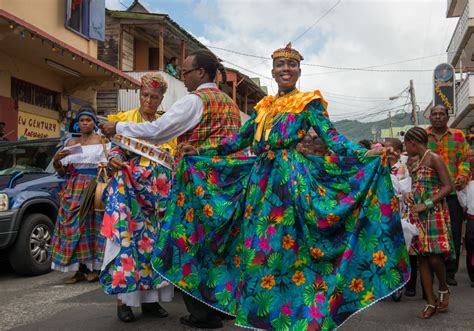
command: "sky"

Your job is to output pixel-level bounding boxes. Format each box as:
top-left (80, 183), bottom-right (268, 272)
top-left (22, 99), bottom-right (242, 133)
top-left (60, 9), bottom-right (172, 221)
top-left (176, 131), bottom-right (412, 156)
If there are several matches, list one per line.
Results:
top-left (106, 0), bottom-right (457, 122)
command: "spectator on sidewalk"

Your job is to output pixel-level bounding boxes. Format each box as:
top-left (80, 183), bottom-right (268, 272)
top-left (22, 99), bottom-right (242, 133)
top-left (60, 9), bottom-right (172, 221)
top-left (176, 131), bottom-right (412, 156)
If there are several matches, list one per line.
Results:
top-left (427, 105), bottom-right (471, 286)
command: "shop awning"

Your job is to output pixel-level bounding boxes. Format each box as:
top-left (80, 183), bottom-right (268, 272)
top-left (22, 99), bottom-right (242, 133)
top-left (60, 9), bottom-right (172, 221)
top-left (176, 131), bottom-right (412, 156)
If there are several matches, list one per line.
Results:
top-left (0, 9), bottom-right (141, 91)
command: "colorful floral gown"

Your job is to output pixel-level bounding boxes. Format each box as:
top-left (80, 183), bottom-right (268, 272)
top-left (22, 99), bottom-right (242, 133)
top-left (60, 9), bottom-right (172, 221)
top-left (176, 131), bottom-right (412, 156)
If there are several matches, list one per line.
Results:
top-left (152, 91), bottom-right (410, 330)
top-left (51, 144), bottom-right (108, 272)
top-left (99, 109), bottom-right (175, 305)
top-left (409, 165), bottom-right (455, 260)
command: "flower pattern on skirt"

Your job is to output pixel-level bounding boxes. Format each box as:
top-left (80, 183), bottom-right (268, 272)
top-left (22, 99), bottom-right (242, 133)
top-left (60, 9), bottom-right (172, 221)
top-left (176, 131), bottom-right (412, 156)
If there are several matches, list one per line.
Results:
top-left (100, 155), bottom-right (173, 294)
top-left (152, 96), bottom-right (410, 330)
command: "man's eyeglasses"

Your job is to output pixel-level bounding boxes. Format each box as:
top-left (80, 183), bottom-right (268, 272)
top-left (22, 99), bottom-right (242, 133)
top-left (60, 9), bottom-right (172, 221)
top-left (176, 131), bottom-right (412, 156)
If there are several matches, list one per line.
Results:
top-left (182, 67), bottom-right (200, 77)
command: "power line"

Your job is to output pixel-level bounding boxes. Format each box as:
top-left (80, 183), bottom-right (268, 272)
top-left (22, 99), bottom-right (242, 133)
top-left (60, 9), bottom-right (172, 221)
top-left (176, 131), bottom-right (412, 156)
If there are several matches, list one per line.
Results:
top-left (302, 53), bottom-right (451, 76)
top-left (119, 0), bottom-right (130, 9)
top-left (208, 45), bottom-right (442, 73)
top-left (293, 0), bottom-right (342, 42)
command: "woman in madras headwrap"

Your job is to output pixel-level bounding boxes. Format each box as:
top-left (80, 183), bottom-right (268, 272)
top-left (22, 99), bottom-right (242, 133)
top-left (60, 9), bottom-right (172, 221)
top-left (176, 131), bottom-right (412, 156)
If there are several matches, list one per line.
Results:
top-left (51, 108), bottom-right (108, 283)
top-left (99, 73), bottom-right (176, 322)
top-left (152, 43), bottom-right (410, 330)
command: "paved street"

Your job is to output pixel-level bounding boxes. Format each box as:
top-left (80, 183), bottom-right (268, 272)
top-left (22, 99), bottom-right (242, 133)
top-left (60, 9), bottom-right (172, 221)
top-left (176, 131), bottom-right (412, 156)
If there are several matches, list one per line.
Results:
top-left (1, 261), bottom-right (473, 331)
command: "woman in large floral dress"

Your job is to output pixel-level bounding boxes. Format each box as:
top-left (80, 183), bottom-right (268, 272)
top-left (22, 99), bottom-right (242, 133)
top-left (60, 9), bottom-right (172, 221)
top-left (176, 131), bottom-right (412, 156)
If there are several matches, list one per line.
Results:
top-left (99, 73), bottom-right (176, 322)
top-left (152, 44), bottom-right (410, 330)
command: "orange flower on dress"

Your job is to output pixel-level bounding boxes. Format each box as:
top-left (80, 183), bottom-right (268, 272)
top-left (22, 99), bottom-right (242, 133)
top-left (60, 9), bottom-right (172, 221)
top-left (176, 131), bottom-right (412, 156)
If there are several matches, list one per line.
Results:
top-left (292, 271), bottom-right (306, 286)
top-left (268, 150), bottom-right (275, 160)
top-left (195, 186), bottom-right (205, 196)
top-left (370, 196), bottom-right (379, 206)
top-left (261, 274), bottom-right (276, 290)
top-left (245, 204), bottom-right (253, 219)
top-left (349, 278), bottom-right (365, 293)
top-left (203, 204), bottom-right (214, 217)
top-left (282, 234), bottom-right (295, 250)
top-left (211, 156), bottom-right (222, 163)
top-left (317, 186), bottom-right (326, 196)
top-left (310, 247), bottom-right (325, 259)
top-left (390, 196), bottom-right (399, 211)
top-left (362, 290), bottom-right (375, 303)
top-left (282, 150), bottom-right (289, 161)
top-left (177, 192), bottom-right (185, 206)
top-left (297, 129), bottom-right (305, 139)
top-left (234, 255), bottom-right (241, 267)
top-left (326, 213), bottom-right (340, 225)
top-left (185, 208), bottom-right (194, 222)
top-left (372, 250), bottom-right (387, 267)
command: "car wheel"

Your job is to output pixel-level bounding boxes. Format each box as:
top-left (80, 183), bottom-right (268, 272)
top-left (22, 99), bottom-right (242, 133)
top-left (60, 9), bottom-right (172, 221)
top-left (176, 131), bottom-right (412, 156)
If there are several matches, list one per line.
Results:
top-left (8, 213), bottom-right (54, 276)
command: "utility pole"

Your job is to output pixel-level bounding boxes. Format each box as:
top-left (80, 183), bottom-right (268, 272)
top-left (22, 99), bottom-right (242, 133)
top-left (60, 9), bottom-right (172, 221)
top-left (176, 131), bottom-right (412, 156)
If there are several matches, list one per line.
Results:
top-left (409, 79), bottom-right (419, 126)
top-left (388, 110), bottom-right (394, 137)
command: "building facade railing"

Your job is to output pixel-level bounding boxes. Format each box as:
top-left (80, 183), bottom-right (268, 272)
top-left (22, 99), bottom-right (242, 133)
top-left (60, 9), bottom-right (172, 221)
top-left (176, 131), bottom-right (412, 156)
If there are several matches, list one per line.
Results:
top-left (448, 0), bottom-right (471, 65)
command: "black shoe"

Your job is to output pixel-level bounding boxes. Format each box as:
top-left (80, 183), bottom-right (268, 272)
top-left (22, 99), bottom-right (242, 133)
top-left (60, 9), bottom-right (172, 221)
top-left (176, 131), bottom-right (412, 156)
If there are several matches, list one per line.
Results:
top-left (141, 302), bottom-right (169, 318)
top-left (404, 288), bottom-right (416, 297)
top-left (180, 315), bottom-right (223, 329)
top-left (446, 278), bottom-right (458, 286)
top-left (471, 281), bottom-right (474, 288)
top-left (117, 304), bottom-right (135, 322)
top-left (219, 312), bottom-right (235, 320)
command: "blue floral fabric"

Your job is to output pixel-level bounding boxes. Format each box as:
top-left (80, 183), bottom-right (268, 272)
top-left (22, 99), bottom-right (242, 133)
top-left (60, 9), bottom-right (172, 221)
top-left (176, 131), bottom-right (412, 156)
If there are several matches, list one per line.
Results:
top-left (152, 94), bottom-right (410, 330)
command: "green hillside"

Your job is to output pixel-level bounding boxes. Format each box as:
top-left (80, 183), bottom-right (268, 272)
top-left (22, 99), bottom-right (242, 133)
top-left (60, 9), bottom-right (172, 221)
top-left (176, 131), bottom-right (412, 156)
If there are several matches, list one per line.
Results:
top-left (333, 112), bottom-right (429, 142)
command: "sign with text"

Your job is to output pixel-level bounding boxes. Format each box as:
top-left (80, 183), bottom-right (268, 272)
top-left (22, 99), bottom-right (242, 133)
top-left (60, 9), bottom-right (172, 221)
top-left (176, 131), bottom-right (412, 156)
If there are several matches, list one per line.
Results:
top-left (433, 63), bottom-right (455, 116)
top-left (17, 111), bottom-right (60, 140)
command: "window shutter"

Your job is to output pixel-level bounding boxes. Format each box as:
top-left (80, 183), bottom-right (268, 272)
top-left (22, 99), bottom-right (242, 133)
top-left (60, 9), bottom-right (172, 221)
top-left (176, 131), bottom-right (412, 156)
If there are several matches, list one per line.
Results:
top-left (65, 0), bottom-right (72, 25)
top-left (89, 0), bottom-right (105, 41)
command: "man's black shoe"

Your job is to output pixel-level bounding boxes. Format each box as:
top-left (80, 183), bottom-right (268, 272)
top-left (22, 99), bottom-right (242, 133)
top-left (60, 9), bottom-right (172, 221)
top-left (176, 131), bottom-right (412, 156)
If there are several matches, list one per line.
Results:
top-left (141, 302), bottom-right (169, 318)
top-left (471, 281), bottom-right (474, 288)
top-left (180, 315), bottom-right (223, 329)
top-left (446, 278), bottom-right (458, 286)
top-left (117, 304), bottom-right (135, 322)
top-left (219, 312), bottom-right (236, 320)
top-left (404, 288), bottom-right (416, 297)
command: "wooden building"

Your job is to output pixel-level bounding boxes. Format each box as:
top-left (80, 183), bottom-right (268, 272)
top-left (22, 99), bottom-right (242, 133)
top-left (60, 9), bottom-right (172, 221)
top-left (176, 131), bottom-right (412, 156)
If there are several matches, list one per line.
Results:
top-left (97, 1), bottom-right (266, 116)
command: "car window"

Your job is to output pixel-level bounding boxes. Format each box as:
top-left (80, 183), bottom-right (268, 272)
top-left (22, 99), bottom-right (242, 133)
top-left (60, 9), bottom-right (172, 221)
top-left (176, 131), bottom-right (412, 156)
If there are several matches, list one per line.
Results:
top-left (0, 141), bottom-right (59, 175)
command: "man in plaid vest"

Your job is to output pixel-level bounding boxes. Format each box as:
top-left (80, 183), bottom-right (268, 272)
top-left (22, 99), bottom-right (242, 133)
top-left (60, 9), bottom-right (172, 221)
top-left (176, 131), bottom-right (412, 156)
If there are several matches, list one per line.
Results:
top-left (100, 49), bottom-right (242, 328)
top-left (427, 104), bottom-right (471, 286)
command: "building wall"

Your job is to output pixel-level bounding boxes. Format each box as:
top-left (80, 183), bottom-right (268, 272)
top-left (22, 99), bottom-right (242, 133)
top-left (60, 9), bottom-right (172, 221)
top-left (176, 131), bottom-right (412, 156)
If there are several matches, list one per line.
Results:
top-left (98, 14), bottom-right (120, 67)
top-left (0, 0), bottom-right (98, 57)
top-left (134, 39), bottom-right (149, 71)
top-left (0, 49), bottom-right (96, 139)
top-left (122, 28), bottom-right (134, 71)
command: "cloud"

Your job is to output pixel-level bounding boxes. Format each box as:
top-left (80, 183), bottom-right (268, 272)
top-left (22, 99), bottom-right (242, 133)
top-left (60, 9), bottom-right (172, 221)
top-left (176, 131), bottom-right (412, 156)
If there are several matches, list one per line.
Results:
top-left (107, 0), bottom-right (456, 121)
top-left (191, 0), bottom-right (455, 121)
top-left (105, 0), bottom-right (124, 10)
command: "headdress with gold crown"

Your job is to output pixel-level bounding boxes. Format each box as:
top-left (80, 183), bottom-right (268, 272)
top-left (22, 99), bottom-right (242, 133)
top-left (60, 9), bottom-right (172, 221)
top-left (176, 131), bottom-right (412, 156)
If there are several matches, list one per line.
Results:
top-left (271, 42), bottom-right (304, 62)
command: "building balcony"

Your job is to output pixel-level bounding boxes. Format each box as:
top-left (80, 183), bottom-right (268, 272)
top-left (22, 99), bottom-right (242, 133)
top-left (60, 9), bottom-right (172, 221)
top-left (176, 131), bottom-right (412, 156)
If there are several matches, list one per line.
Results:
top-left (447, 0), bottom-right (474, 67)
top-left (452, 74), bottom-right (474, 128)
top-left (448, 0), bottom-right (468, 17)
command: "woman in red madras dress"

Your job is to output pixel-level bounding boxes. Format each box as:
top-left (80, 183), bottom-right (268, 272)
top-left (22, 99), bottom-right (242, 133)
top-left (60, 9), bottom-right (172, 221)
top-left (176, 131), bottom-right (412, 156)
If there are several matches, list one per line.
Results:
top-left (50, 109), bottom-right (108, 283)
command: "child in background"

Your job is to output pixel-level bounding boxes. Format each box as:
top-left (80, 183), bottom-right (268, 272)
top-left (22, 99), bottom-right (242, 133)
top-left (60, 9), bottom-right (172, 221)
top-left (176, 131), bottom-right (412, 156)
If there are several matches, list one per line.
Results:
top-left (385, 138), bottom-right (415, 299)
top-left (404, 127), bottom-right (454, 319)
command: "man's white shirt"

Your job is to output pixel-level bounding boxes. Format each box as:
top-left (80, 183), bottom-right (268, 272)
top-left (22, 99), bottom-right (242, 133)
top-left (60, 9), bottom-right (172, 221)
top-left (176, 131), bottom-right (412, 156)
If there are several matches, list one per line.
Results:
top-left (116, 82), bottom-right (218, 145)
